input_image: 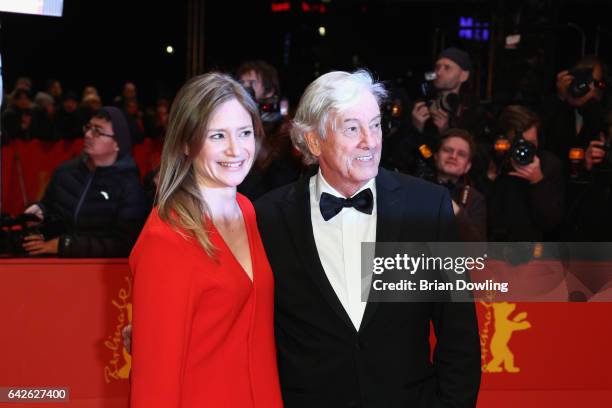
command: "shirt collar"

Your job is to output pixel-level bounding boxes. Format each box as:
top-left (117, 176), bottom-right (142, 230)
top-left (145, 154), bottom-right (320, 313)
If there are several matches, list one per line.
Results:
top-left (314, 168), bottom-right (376, 203)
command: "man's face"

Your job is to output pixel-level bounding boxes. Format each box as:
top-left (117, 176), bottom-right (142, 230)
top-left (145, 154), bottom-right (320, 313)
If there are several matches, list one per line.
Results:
top-left (83, 117), bottom-right (119, 163)
top-left (434, 136), bottom-right (472, 182)
top-left (123, 83), bottom-right (137, 99)
top-left (239, 70), bottom-right (267, 101)
top-left (433, 58), bottom-right (469, 94)
top-left (307, 91), bottom-right (382, 197)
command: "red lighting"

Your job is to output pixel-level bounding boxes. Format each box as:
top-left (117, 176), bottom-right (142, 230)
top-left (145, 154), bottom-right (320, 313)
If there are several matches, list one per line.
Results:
top-left (271, 2), bottom-right (291, 12)
top-left (301, 1), bottom-right (326, 13)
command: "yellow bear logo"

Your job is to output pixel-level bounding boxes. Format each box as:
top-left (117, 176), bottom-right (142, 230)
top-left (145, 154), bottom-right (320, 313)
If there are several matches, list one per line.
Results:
top-left (482, 302), bottom-right (531, 373)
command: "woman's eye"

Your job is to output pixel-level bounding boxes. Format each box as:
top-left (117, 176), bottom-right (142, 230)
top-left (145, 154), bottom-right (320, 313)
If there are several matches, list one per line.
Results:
top-left (240, 130), bottom-right (253, 137)
top-left (209, 133), bottom-right (224, 140)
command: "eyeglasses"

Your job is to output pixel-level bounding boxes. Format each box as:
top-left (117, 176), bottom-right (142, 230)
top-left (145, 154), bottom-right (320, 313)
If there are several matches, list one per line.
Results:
top-left (83, 123), bottom-right (115, 138)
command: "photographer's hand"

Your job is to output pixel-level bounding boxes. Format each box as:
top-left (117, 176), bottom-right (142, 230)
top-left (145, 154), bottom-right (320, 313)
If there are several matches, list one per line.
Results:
top-left (430, 107), bottom-right (450, 133)
top-left (22, 235), bottom-right (59, 256)
top-left (556, 70), bottom-right (573, 101)
top-left (24, 204), bottom-right (44, 222)
top-left (411, 101), bottom-right (430, 133)
top-left (585, 135), bottom-right (606, 170)
top-left (508, 155), bottom-right (544, 184)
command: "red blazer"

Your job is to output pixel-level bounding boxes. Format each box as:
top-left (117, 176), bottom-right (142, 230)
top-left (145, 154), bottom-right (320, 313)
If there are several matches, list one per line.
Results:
top-left (130, 194), bottom-right (282, 407)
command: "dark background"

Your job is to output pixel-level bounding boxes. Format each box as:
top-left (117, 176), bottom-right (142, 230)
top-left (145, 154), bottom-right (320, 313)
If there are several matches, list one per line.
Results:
top-left (1, 0), bottom-right (611, 106)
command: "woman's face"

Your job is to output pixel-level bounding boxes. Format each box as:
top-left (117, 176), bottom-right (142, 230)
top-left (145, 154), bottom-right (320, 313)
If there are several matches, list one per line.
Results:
top-left (193, 98), bottom-right (256, 189)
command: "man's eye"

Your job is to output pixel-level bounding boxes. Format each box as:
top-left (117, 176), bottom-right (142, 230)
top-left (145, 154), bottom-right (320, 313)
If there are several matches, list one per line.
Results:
top-left (344, 126), bottom-right (359, 135)
top-left (370, 122), bottom-right (382, 131)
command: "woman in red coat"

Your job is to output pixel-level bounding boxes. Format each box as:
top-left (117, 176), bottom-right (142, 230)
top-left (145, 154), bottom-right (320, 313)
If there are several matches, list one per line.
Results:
top-left (129, 73), bottom-right (283, 407)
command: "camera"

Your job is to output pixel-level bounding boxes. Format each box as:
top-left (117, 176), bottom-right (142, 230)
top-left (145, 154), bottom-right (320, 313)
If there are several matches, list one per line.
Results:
top-left (420, 72), bottom-right (460, 114)
top-left (493, 132), bottom-right (536, 171)
top-left (0, 213), bottom-right (42, 256)
top-left (568, 67), bottom-right (595, 98)
top-left (567, 67), bottom-right (607, 99)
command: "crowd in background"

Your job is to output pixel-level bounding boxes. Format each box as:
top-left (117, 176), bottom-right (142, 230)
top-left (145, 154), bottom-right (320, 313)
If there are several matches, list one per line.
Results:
top-left (2, 50), bottom-right (612, 258)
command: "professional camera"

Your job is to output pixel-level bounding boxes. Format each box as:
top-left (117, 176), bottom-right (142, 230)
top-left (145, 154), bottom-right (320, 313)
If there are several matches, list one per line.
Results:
top-left (242, 85), bottom-right (288, 122)
top-left (420, 72), bottom-right (460, 114)
top-left (568, 67), bottom-right (607, 99)
top-left (492, 132), bottom-right (537, 172)
top-left (0, 213), bottom-right (42, 256)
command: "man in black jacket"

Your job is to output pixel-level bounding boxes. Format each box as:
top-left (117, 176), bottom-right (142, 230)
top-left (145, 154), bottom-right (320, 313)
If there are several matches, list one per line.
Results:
top-left (21, 106), bottom-right (147, 257)
top-left (255, 70), bottom-right (481, 408)
top-left (486, 105), bottom-right (564, 241)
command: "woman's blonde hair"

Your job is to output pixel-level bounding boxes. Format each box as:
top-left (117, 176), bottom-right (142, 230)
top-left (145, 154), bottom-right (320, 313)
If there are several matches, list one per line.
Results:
top-left (156, 72), bottom-right (263, 255)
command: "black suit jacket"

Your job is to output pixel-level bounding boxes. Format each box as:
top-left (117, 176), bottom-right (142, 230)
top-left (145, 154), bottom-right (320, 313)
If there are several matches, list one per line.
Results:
top-left (255, 167), bottom-right (481, 408)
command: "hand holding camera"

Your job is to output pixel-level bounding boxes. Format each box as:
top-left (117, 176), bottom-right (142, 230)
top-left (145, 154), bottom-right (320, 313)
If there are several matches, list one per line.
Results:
top-left (411, 101), bottom-right (431, 133)
top-left (508, 154), bottom-right (544, 184)
top-left (24, 204), bottom-right (44, 224)
top-left (585, 134), bottom-right (607, 171)
top-left (22, 235), bottom-right (59, 256)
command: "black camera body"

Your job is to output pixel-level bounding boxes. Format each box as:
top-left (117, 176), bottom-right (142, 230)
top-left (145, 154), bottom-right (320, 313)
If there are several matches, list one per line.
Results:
top-left (568, 67), bottom-right (595, 99)
top-left (493, 132), bottom-right (537, 174)
top-left (511, 138), bottom-right (537, 165)
top-left (420, 72), bottom-right (460, 114)
top-left (0, 214), bottom-right (42, 256)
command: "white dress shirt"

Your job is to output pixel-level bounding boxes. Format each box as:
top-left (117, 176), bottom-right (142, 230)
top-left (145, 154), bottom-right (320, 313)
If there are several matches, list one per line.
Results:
top-left (309, 169), bottom-right (377, 330)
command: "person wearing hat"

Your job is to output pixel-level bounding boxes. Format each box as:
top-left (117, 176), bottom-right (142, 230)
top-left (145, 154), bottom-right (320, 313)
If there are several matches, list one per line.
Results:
top-left (412, 47), bottom-right (474, 136)
top-left (22, 106), bottom-right (148, 257)
top-left (407, 47), bottom-right (490, 191)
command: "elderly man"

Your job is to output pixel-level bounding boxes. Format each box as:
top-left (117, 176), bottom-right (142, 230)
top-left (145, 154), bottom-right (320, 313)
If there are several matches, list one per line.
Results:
top-left (255, 70), bottom-right (481, 407)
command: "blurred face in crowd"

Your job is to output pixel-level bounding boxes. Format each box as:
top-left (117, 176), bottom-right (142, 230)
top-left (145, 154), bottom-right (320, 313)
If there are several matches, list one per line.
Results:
top-left (83, 117), bottom-right (119, 166)
top-left (48, 80), bottom-right (62, 98)
top-left (123, 82), bottom-right (137, 99)
top-left (435, 136), bottom-right (472, 183)
top-left (124, 99), bottom-right (139, 116)
top-left (193, 98), bottom-right (256, 189)
top-left (433, 57), bottom-right (469, 94)
top-left (14, 93), bottom-right (32, 110)
top-left (63, 98), bottom-right (78, 113)
top-left (306, 90), bottom-right (382, 197)
top-left (239, 70), bottom-right (268, 101)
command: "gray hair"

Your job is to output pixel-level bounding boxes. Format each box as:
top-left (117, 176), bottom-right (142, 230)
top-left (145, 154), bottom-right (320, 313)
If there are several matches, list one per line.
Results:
top-left (290, 69), bottom-right (388, 164)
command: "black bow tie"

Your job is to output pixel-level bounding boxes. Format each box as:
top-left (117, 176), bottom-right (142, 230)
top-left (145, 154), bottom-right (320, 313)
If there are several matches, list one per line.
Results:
top-left (319, 188), bottom-right (374, 221)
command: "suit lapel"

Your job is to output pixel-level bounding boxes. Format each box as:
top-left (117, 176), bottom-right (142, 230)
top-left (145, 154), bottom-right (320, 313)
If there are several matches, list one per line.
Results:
top-left (279, 173), bottom-right (356, 331)
top-left (360, 168), bottom-right (404, 332)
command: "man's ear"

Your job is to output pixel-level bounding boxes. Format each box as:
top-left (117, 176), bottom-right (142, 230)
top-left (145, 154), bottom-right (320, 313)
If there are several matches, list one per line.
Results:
top-left (460, 69), bottom-right (470, 84)
top-left (465, 160), bottom-right (472, 174)
top-left (305, 132), bottom-right (322, 157)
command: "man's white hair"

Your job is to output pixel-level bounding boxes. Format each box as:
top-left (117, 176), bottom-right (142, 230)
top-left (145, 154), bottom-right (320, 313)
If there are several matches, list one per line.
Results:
top-left (290, 69), bottom-right (388, 164)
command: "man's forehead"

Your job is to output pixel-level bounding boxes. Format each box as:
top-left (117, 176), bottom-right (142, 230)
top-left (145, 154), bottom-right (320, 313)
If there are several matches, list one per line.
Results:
top-left (91, 116), bottom-right (112, 129)
top-left (435, 57), bottom-right (462, 70)
top-left (240, 70), bottom-right (260, 82)
top-left (443, 136), bottom-right (470, 150)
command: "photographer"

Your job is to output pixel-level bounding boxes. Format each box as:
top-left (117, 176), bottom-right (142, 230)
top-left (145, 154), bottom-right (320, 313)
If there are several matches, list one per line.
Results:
top-left (236, 60), bottom-right (303, 200)
top-left (21, 107), bottom-right (147, 257)
top-left (487, 105), bottom-right (564, 241)
top-left (541, 55), bottom-right (607, 166)
top-left (434, 129), bottom-right (487, 241)
top-left (411, 47), bottom-right (485, 138)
